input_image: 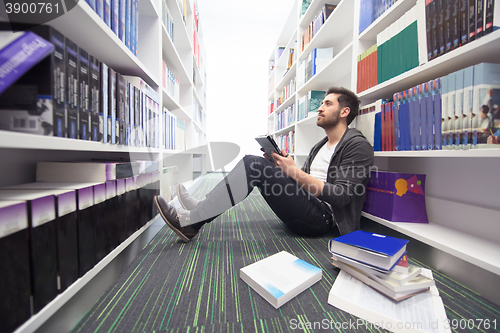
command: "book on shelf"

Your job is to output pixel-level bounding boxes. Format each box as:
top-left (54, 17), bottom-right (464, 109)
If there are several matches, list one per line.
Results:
top-left (108, 66), bottom-right (116, 144)
top-left (0, 25), bottom-right (65, 137)
top-left (328, 270), bottom-right (451, 333)
top-left (66, 37), bottom-right (79, 139)
top-left (78, 47), bottom-right (90, 141)
top-left (36, 160), bottom-right (155, 183)
top-left (463, 65), bottom-right (474, 149)
top-left (0, 29), bottom-right (54, 95)
top-left (100, 62), bottom-right (109, 143)
top-left (0, 200), bottom-right (31, 333)
top-left (89, 56), bottom-right (100, 142)
top-left (328, 230), bottom-right (409, 271)
top-left (240, 251), bottom-right (322, 308)
top-left (471, 62), bottom-right (500, 148)
top-left (331, 258), bottom-right (434, 300)
top-left (0, 190), bottom-right (59, 314)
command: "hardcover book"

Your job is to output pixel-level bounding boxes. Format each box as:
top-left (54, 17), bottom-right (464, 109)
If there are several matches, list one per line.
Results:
top-left (109, 67), bottom-right (116, 144)
top-left (89, 56), bottom-right (100, 142)
top-left (99, 62), bottom-right (108, 143)
top-left (117, 72), bottom-right (126, 145)
top-left (66, 37), bottom-right (79, 139)
top-left (459, 0), bottom-right (469, 45)
top-left (0, 200), bottom-right (31, 333)
top-left (0, 26), bottom-right (64, 137)
top-left (472, 62), bottom-right (500, 147)
top-left (240, 251), bottom-right (322, 308)
top-left (93, 183), bottom-right (108, 262)
top-left (78, 48), bottom-right (90, 140)
top-left (328, 230), bottom-right (409, 271)
top-left (0, 190), bottom-right (58, 313)
top-left (0, 30), bottom-right (53, 95)
top-left (3, 184), bottom-right (80, 292)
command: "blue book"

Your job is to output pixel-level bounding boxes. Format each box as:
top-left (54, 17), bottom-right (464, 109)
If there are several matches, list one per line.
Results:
top-left (463, 66), bottom-right (474, 149)
top-left (111, 0), bottom-right (119, 36)
top-left (374, 111), bottom-right (381, 151)
top-left (125, 0), bottom-right (131, 51)
top-left (455, 69), bottom-right (465, 149)
top-left (441, 75), bottom-right (449, 147)
top-left (447, 71), bottom-right (456, 148)
top-left (400, 90), bottom-right (411, 151)
top-left (134, 0), bottom-right (139, 55)
top-left (419, 83), bottom-right (427, 150)
top-left (424, 81), bottom-right (434, 150)
top-left (96, 0), bottom-right (103, 19)
top-left (103, 0), bottom-right (111, 27)
top-left (85, 0), bottom-right (96, 11)
top-left (119, 0), bottom-right (126, 42)
top-left (108, 67), bottom-right (116, 144)
top-left (100, 62), bottom-right (108, 143)
top-left (328, 230), bottom-right (409, 271)
top-left (0, 31), bottom-right (54, 96)
top-left (433, 78), bottom-right (442, 149)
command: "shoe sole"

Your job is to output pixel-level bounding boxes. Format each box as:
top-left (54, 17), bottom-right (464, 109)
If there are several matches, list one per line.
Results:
top-left (154, 196), bottom-right (191, 243)
top-left (176, 184), bottom-right (189, 211)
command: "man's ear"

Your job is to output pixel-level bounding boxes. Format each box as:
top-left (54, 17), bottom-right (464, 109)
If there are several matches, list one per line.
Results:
top-left (340, 107), bottom-right (351, 119)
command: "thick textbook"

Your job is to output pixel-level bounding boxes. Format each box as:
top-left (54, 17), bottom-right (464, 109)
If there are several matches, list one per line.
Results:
top-left (328, 270), bottom-right (451, 332)
top-left (240, 251), bottom-right (322, 308)
top-left (328, 230), bottom-right (408, 271)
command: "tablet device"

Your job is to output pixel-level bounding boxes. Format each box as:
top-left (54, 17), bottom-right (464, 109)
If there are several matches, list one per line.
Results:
top-left (255, 135), bottom-right (284, 163)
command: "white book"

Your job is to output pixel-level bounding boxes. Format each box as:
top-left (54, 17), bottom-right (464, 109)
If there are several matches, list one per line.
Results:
top-left (332, 252), bottom-right (422, 286)
top-left (240, 251), bottom-right (322, 308)
top-left (328, 270), bottom-right (451, 333)
top-left (331, 259), bottom-right (429, 301)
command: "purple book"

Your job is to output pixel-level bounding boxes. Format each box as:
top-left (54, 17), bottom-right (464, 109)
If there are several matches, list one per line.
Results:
top-left (0, 31), bottom-right (53, 95)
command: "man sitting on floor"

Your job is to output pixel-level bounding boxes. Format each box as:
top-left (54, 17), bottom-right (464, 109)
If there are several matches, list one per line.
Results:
top-left (154, 86), bottom-right (374, 242)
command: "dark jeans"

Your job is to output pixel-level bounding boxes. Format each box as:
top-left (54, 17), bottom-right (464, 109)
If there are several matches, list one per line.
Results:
top-left (190, 155), bottom-right (334, 236)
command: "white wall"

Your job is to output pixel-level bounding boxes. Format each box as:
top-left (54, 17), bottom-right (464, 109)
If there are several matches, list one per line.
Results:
top-left (197, 0), bottom-right (295, 169)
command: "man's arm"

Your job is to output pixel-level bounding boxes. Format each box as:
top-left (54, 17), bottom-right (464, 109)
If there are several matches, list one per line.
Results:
top-left (271, 150), bottom-right (324, 196)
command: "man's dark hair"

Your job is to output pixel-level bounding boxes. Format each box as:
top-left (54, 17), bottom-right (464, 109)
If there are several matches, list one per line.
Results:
top-left (326, 86), bottom-right (360, 125)
top-left (481, 105), bottom-right (490, 114)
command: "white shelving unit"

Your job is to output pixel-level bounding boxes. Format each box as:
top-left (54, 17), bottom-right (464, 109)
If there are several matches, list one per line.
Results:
top-left (0, 0), bottom-right (208, 331)
top-left (268, 0), bottom-right (500, 304)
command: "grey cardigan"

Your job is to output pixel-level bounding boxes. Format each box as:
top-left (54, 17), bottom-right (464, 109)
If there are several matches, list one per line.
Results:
top-left (301, 128), bottom-right (374, 235)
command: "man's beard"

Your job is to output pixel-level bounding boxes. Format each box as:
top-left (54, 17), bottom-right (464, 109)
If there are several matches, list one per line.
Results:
top-left (317, 109), bottom-right (340, 129)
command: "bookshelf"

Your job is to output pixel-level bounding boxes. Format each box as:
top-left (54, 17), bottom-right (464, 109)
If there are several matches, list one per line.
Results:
top-left (0, 0), bottom-right (207, 331)
top-left (268, 0), bottom-right (500, 305)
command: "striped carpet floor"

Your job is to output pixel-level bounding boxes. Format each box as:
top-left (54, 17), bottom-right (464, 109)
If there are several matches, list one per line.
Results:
top-left (71, 173), bottom-right (500, 333)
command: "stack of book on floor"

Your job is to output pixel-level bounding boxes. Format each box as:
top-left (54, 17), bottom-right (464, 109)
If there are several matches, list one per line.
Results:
top-left (328, 230), bottom-right (435, 301)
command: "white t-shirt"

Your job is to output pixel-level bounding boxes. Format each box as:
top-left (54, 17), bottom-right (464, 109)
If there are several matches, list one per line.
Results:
top-left (309, 142), bottom-right (337, 221)
top-left (310, 142), bottom-right (337, 182)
